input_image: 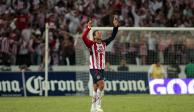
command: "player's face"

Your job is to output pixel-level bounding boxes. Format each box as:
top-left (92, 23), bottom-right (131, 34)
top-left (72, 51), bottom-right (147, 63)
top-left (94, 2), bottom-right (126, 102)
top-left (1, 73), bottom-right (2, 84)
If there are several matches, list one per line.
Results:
top-left (95, 31), bottom-right (102, 40)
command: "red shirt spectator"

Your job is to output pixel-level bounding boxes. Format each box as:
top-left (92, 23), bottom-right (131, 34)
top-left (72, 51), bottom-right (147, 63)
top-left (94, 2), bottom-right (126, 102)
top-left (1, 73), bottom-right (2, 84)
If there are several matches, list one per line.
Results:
top-left (16, 14), bottom-right (28, 30)
top-left (49, 39), bottom-right (56, 49)
top-left (114, 0), bottom-right (123, 10)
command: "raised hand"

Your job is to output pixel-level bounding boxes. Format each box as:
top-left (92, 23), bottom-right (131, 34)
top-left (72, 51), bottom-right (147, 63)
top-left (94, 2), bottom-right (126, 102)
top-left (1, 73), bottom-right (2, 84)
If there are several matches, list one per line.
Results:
top-left (87, 19), bottom-right (93, 29)
top-left (113, 16), bottom-right (119, 27)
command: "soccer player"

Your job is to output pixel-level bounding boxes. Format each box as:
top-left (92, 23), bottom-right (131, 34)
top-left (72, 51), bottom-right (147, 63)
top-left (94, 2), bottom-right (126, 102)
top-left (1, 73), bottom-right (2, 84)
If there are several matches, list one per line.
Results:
top-left (82, 17), bottom-right (119, 112)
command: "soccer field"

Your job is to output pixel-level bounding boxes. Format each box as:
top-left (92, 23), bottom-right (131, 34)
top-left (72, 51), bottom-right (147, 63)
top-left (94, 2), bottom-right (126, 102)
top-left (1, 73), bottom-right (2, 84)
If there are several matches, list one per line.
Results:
top-left (0, 95), bottom-right (194, 112)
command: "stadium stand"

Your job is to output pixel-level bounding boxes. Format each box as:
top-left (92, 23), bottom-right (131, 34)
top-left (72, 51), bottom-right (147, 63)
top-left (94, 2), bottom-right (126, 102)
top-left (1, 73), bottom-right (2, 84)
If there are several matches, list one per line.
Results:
top-left (0, 0), bottom-right (194, 71)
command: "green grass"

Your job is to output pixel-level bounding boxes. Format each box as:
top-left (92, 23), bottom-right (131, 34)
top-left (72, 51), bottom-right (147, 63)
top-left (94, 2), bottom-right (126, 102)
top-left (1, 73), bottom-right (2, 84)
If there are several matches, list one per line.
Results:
top-left (0, 95), bottom-right (194, 112)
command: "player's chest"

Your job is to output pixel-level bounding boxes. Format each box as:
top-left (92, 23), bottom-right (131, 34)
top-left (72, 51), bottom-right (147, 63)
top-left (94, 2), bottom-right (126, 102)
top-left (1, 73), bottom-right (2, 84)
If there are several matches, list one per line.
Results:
top-left (92, 43), bottom-right (106, 53)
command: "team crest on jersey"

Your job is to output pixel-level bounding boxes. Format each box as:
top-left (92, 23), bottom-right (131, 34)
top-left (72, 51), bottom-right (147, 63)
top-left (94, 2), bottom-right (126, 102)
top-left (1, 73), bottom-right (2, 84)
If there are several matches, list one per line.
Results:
top-left (97, 45), bottom-right (104, 53)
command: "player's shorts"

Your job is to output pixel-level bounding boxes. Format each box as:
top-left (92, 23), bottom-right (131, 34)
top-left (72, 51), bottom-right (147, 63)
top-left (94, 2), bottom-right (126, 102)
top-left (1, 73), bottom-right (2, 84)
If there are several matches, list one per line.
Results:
top-left (90, 69), bottom-right (104, 84)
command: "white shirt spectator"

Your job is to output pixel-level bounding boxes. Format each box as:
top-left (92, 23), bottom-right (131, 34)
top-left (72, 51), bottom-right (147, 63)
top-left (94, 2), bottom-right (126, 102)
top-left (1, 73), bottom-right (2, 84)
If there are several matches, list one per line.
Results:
top-left (147, 34), bottom-right (156, 51)
top-left (65, 12), bottom-right (80, 33)
top-left (132, 6), bottom-right (146, 27)
top-left (149, 0), bottom-right (163, 14)
top-left (167, 2), bottom-right (173, 19)
top-left (19, 39), bottom-right (28, 55)
top-left (21, 27), bottom-right (32, 42)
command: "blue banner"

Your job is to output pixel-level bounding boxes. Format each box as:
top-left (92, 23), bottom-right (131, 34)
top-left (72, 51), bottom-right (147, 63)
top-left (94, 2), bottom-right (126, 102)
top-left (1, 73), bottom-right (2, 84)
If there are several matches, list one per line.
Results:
top-left (104, 72), bottom-right (149, 94)
top-left (0, 72), bottom-right (23, 96)
top-left (24, 72), bottom-right (79, 96)
top-left (0, 71), bottom-right (149, 96)
top-left (0, 72), bottom-right (84, 96)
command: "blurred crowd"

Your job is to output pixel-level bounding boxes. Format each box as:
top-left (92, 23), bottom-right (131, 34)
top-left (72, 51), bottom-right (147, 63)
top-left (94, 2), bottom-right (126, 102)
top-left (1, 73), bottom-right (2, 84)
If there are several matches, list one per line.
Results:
top-left (0, 0), bottom-right (194, 68)
top-left (107, 31), bottom-right (194, 65)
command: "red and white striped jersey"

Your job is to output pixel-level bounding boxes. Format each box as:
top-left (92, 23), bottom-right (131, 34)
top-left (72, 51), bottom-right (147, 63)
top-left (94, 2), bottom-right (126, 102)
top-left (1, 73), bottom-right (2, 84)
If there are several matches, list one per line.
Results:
top-left (82, 26), bottom-right (118, 70)
top-left (89, 42), bottom-right (106, 69)
top-left (1, 37), bottom-right (11, 54)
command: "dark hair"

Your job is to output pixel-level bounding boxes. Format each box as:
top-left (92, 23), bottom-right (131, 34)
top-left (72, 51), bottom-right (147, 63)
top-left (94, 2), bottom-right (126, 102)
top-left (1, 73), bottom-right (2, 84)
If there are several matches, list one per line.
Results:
top-left (93, 30), bottom-right (98, 37)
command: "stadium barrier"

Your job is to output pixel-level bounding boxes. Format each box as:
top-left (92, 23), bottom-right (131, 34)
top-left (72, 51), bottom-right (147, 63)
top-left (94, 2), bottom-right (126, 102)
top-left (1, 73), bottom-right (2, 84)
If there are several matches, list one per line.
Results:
top-left (1, 71), bottom-right (193, 96)
top-left (0, 71), bottom-right (149, 96)
top-left (103, 72), bottom-right (149, 94)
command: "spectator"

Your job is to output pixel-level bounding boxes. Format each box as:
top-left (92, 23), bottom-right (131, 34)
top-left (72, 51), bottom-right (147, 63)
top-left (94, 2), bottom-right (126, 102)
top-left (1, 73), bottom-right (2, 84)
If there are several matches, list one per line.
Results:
top-left (185, 59), bottom-right (194, 78)
top-left (147, 33), bottom-right (157, 64)
top-left (21, 23), bottom-right (32, 42)
top-left (131, 3), bottom-right (146, 27)
top-left (184, 36), bottom-right (194, 63)
top-left (29, 32), bottom-right (43, 65)
top-left (127, 34), bottom-right (138, 64)
top-left (164, 34), bottom-right (173, 64)
top-left (15, 11), bottom-right (29, 31)
top-left (60, 33), bottom-right (75, 65)
top-left (117, 59), bottom-right (129, 71)
top-left (105, 61), bottom-right (114, 71)
top-left (65, 11), bottom-right (81, 33)
top-left (139, 34), bottom-right (147, 65)
top-left (148, 59), bottom-right (166, 79)
top-left (158, 35), bottom-right (166, 64)
top-left (167, 60), bottom-right (181, 78)
top-left (9, 30), bottom-right (19, 65)
top-left (0, 33), bottom-right (11, 67)
top-left (16, 36), bottom-right (31, 67)
top-left (173, 34), bottom-right (185, 64)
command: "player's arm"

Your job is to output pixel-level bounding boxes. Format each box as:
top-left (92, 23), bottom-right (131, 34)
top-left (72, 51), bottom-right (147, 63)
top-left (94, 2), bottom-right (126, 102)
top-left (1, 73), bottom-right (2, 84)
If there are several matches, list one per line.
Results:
top-left (82, 20), bottom-right (94, 48)
top-left (103, 16), bottom-right (119, 45)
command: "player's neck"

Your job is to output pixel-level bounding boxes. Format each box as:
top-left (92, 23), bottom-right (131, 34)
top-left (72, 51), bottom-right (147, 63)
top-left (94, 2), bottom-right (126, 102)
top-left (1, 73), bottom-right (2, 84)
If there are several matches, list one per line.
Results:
top-left (94, 39), bottom-right (102, 44)
top-left (96, 41), bottom-right (102, 44)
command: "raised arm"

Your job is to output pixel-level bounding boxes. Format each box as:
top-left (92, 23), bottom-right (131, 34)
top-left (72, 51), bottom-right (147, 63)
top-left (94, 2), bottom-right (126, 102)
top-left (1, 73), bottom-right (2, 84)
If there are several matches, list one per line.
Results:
top-left (103, 16), bottom-right (119, 45)
top-left (103, 27), bottom-right (118, 45)
top-left (82, 20), bottom-right (94, 48)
